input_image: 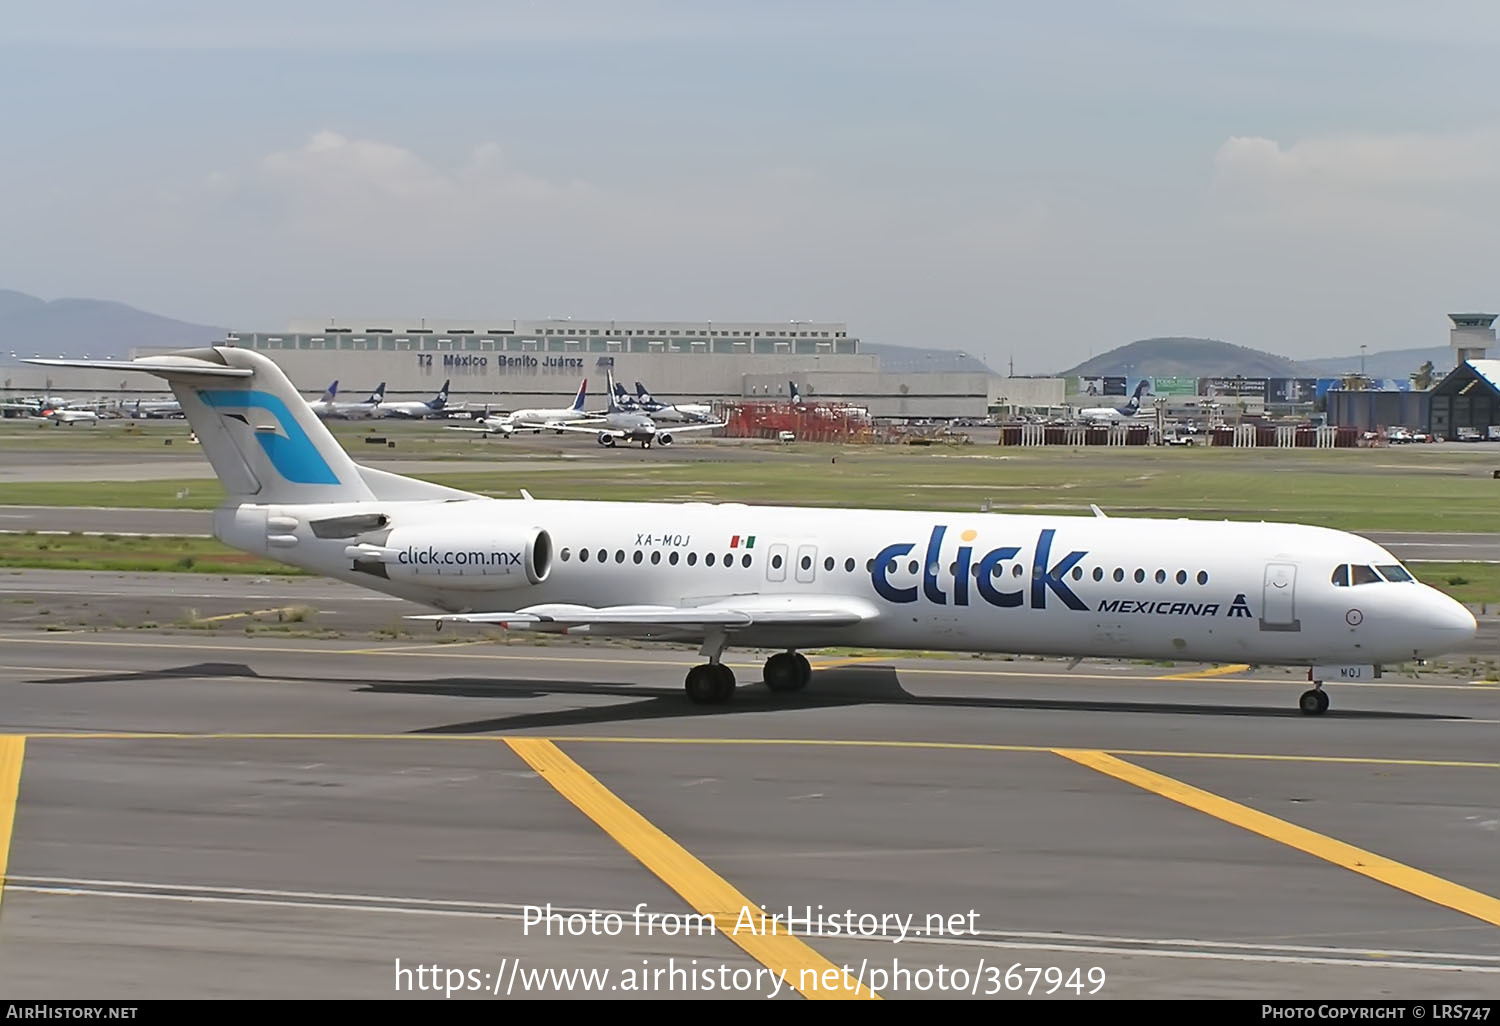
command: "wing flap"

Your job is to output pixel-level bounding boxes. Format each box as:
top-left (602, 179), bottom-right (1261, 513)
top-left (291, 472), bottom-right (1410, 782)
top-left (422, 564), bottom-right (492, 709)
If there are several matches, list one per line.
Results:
top-left (407, 595), bottom-right (878, 630)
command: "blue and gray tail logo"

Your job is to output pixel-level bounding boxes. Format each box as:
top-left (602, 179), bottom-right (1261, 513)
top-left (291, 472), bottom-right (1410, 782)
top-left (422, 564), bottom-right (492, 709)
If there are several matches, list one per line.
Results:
top-left (198, 389), bottom-right (341, 485)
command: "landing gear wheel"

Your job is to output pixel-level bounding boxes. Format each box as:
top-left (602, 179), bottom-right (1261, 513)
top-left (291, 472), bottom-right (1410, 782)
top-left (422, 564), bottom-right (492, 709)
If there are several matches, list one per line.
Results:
top-left (685, 663), bottom-right (735, 704)
top-left (1298, 688), bottom-right (1329, 716)
top-left (763, 651), bottom-right (810, 693)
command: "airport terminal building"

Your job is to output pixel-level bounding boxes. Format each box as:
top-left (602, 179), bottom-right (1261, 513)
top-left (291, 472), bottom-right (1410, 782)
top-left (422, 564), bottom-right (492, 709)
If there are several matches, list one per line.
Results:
top-left (136, 318), bottom-right (1065, 419)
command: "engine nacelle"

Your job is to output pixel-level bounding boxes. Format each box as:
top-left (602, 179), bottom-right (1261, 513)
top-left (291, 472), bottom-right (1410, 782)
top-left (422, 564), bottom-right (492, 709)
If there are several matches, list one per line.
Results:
top-left (598, 432), bottom-right (615, 447)
top-left (345, 525), bottom-right (552, 591)
top-left (657, 432), bottom-right (674, 446)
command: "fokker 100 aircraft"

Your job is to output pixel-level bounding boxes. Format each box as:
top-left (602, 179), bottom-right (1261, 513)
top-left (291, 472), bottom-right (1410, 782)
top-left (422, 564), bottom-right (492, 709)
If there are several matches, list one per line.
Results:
top-left (26, 347), bottom-right (1477, 715)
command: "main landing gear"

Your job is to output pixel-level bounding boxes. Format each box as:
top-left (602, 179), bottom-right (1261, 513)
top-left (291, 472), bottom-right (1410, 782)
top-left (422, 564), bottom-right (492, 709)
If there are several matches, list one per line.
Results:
top-left (1298, 681), bottom-right (1330, 716)
top-left (684, 634), bottom-right (812, 705)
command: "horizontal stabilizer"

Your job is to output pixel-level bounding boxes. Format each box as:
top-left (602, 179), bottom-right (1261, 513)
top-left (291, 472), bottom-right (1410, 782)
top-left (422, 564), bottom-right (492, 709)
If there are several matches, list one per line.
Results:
top-left (24, 355), bottom-right (252, 378)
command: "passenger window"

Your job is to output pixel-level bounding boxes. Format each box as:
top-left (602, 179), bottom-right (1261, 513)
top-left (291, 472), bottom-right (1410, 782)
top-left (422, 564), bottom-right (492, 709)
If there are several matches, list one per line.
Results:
top-left (1154, 569), bottom-right (1166, 584)
top-left (650, 551), bottom-right (661, 565)
top-left (866, 558), bottom-right (874, 572)
top-left (1351, 564), bottom-right (1381, 585)
top-left (596, 549), bottom-right (606, 562)
top-left (723, 554), bottom-right (732, 568)
top-left (845, 558), bottom-right (855, 572)
top-left (1113, 568), bottom-right (1124, 582)
top-left (1330, 565), bottom-right (1348, 587)
top-left (802, 556), bottom-right (813, 571)
top-left (1133, 569), bottom-right (1145, 583)
top-left (1175, 570), bottom-right (1187, 585)
top-left (632, 551), bottom-right (642, 564)
top-left (741, 554), bottom-right (751, 568)
top-left (1376, 564), bottom-right (1413, 582)
top-left (669, 551), bottom-right (679, 565)
top-left (1093, 567), bottom-right (1103, 581)
top-left (908, 560), bottom-right (919, 574)
top-left (706, 553), bottom-right (716, 566)
top-left (615, 550), bottom-right (624, 563)
top-left (1071, 567), bottom-right (1083, 580)
top-left (560, 548), bottom-right (571, 561)
top-left (579, 549), bottom-right (589, 562)
top-left (1196, 571), bottom-right (1208, 585)
top-left (1012, 564), bottom-right (1023, 577)
top-left (771, 554), bottom-right (783, 570)
top-left (825, 556), bottom-right (835, 571)
top-left (687, 552), bottom-right (698, 566)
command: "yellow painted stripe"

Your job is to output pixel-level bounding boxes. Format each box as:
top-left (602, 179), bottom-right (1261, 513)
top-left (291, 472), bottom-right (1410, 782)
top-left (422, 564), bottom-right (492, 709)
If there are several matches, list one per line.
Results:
top-left (9, 732), bottom-right (1500, 772)
top-left (1158, 663), bottom-right (1251, 680)
top-left (504, 737), bottom-right (879, 1000)
top-left (0, 736), bottom-right (26, 915)
top-left (1056, 749), bottom-right (1500, 929)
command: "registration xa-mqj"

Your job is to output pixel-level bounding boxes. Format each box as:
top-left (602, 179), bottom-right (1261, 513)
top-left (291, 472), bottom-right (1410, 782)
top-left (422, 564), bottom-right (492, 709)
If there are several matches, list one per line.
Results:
top-left (26, 347), bottom-right (1477, 715)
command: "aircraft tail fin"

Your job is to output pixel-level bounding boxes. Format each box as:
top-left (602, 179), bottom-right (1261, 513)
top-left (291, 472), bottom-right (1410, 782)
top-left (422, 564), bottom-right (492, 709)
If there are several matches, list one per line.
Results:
top-left (367, 382), bottom-right (386, 404)
top-left (431, 378), bottom-right (450, 409)
top-left (319, 380), bottom-right (338, 403)
top-left (572, 377), bottom-right (588, 412)
top-left (789, 381), bottom-right (802, 404)
top-left (25, 347), bottom-right (377, 505)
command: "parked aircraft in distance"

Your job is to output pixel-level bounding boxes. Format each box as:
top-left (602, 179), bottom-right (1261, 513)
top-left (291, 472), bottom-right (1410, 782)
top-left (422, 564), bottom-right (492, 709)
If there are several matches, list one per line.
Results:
top-left (24, 347), bottom-right (1479, 716)
top-left (448, 379), bottom-right (594, 437)
top-left (559, 373), bottom-right (724, 448)
top-left (307, 381), bottom-right (383, 419)
top-left (1079, 381), bottom-right (1152, 422)
top-left (130, 398), bottom-right (182, 418)
top-left (622, 381), bottom-right (713, 423)
top-left (377, 379), bottom-right (462, 419)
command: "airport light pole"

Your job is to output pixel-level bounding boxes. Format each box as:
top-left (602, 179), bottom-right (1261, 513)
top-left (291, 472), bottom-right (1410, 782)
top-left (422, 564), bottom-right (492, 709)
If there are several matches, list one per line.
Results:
top-left (1360, 344), bottom-right (1367, 377)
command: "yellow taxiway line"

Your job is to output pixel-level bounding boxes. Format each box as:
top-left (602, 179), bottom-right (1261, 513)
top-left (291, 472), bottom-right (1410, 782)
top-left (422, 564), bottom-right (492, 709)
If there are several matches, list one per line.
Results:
top-left (1157, 664), bottom-right (1251, 680)
top-left (0, 736), bottom-right (24, 917)
top-left (1056, 749), bottom-right (1500, 930)
top-left (503, 738), bottom-right (879, 1000)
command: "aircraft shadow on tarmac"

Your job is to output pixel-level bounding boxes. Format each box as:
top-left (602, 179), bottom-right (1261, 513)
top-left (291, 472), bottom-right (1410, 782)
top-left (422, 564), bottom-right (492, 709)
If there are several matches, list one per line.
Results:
top-left (24, 661), bottom-right (1462, 733)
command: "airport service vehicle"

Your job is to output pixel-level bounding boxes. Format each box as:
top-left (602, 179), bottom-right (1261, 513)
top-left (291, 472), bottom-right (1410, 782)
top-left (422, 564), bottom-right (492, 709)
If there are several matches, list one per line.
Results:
top-left (27, 347), bottom-right (1477, 716)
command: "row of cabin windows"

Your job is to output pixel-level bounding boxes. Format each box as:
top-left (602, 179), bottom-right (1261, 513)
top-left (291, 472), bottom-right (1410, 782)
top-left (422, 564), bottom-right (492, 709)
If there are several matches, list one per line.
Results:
top-left (559, 547), bottom-right (753, 568)
top-left (1331, 563), bottom-right (1414, 586)
top-left (556, 546), bottom-right (1210, 586)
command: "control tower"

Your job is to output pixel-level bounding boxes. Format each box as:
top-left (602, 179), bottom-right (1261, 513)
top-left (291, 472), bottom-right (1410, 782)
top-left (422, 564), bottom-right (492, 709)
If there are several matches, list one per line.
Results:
top-left (1449, 312), bottom-right (1495, 365)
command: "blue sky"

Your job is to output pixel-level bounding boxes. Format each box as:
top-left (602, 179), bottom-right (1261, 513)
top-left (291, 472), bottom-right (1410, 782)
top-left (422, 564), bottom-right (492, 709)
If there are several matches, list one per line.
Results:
top-left (3, 1), bottom-right (1499, 371)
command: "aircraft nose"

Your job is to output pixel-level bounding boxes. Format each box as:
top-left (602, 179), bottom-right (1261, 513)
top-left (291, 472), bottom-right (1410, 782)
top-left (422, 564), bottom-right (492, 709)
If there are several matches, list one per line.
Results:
top-left (1419, 587), bottom-right (1477, 650)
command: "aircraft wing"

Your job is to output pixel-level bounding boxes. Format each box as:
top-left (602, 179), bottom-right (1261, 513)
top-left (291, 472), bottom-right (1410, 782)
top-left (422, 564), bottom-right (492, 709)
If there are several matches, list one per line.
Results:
top-left (407, 594), bottom-right (879, 630)
top-left (659, 421), bottom-right (726, 433)
top-left (553, 422), bottom-right (618, 436)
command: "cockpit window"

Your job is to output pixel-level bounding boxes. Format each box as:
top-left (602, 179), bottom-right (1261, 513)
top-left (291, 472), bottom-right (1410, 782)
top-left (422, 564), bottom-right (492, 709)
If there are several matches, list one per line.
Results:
top-left (1330, 565), bottom-right (1349, 587)
top-left (1350, 564), bottom-right (1381, 585)
top-left (1376, 564), bottom-right (1414, 582)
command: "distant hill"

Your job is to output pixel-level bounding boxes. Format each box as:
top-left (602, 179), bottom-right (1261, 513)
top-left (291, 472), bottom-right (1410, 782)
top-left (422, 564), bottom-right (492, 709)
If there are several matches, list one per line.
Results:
top-left (0, 289), bottom-right (224, 363)
top-left (863, 342), bottom-right (994, 374)
top-left (1297, 345), bottom-right (1455, 380)
top-left (1060, 337), bottom-right (1306, 379)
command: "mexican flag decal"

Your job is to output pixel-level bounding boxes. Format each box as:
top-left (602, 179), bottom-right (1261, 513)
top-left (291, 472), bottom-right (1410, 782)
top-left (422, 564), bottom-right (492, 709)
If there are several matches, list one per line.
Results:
top-left (730, 535), bottom-right (756, 549)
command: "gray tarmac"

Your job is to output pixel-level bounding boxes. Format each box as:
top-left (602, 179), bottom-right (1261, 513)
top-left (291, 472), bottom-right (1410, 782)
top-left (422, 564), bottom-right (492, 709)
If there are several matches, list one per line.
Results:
top-left (0, 575), bottom-right (1499, 999)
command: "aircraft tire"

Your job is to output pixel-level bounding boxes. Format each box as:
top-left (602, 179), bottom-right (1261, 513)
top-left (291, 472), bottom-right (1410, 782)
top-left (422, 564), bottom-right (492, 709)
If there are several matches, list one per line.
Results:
top-left (763, 652), bottom-right (807, 693)
top-left (686, 663), bottom-right (735, 704)
top-left (1298, 688), bottom-right (1329, 715)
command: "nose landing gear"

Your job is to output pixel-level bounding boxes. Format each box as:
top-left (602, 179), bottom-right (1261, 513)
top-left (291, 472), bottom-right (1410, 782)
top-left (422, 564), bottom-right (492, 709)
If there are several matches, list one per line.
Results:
top-left (1298, 683), bottom-right (1329, 715)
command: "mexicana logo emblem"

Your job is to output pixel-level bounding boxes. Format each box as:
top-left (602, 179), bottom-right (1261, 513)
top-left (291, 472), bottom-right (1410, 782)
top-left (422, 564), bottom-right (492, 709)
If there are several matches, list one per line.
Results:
top-left (871, 526), bottom-right (1088, 611)
top-left (196, 389), bottom-right (341, 485)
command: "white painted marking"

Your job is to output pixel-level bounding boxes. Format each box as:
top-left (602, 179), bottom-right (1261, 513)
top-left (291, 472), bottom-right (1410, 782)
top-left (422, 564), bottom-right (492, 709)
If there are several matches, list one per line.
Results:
top-left (9, 875), bottom-right (1499, 972)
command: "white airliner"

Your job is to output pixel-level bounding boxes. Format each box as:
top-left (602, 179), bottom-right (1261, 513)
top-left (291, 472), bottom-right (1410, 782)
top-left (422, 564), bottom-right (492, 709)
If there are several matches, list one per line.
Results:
top-left (625, 381), bottom-right (714, 423)
top-left (449, 379), bottom-right (595, 437)
top-left (306, 381), bottom-right (382, 420)
top-left (560, 375), bottom-right (724, 448)
top-left (25, 346), bottom-right (1478, 715)
top-left (376, 379), bottom-right (461, 419)
top-left (1079, 381), bottom-right (1151, 422)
